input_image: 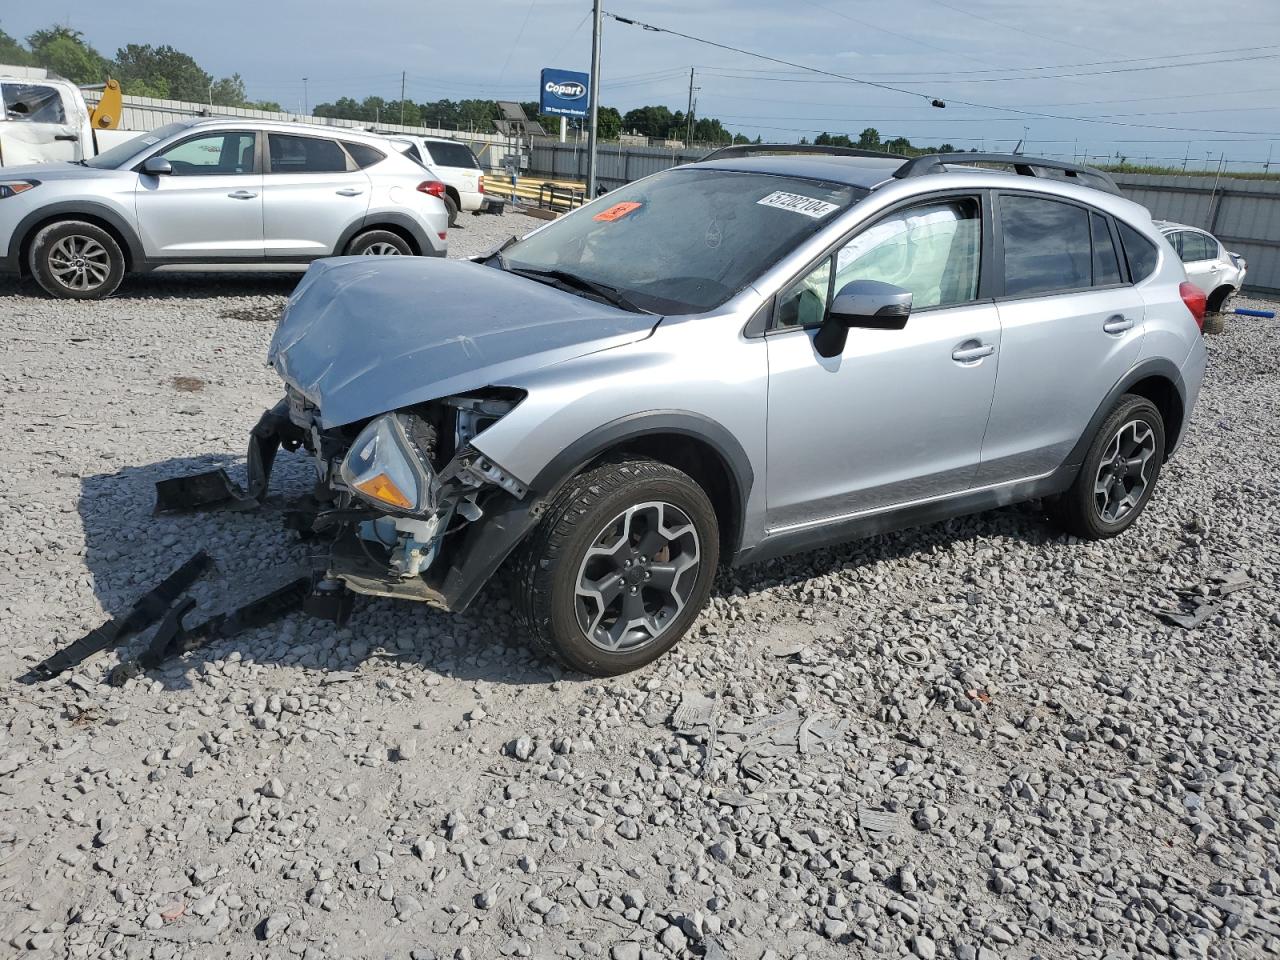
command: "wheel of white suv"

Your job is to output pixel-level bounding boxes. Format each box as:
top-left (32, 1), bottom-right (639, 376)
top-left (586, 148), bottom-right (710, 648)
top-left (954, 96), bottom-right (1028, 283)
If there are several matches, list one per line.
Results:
top-left (443, 194), bottom-right (459, 228)
top-left (28, 220), bottom-right (125, 300)
top-left (345, 230), bottom-right (412, 257)
top-left (512, 458), bottom-right (719, 676)
top-left (1047, 394), bottom-right (1166, 540)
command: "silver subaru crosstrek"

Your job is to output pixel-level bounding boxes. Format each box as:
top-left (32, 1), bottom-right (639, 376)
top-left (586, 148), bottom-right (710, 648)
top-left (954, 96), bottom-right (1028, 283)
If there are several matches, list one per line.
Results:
top-left (249, 147), bottom-right (1208, 676)
top-left (0, 117), bottom-right (448, 298)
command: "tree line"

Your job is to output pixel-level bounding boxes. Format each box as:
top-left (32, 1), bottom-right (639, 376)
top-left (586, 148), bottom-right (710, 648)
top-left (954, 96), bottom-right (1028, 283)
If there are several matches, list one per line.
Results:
top-left (0, 25), bottom-right (279, 110)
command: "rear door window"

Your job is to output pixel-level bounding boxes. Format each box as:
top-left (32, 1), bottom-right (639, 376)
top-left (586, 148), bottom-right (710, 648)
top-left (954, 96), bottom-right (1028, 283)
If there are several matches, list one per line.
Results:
top-left (999, 194), bottom-right (1092, 297)
top-left (1181, 232), bottom-right (1213, 262)
top-left (1091, 212), bottom-right (1123, 286)
top-left (1117, 222), bottom-right (1159, 282)
top-left (268, 134), bottom-right (350, 173)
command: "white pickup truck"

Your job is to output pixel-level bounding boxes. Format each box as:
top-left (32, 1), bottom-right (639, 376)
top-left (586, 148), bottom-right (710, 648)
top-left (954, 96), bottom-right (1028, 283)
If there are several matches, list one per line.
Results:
top-left (0, 66), bottom-right (140, 167)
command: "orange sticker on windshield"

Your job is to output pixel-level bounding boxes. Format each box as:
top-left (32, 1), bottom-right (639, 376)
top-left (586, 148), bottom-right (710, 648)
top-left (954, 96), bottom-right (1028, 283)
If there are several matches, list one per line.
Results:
top-left (593, 201), bottom-right (642, 222)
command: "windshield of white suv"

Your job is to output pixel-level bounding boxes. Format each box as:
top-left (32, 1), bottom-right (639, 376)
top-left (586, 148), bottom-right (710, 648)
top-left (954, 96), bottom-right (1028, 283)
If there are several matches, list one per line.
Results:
top-left (497, 168), bottom-right (865, 314)
top-left (84, 123), bottom-right (189, 169)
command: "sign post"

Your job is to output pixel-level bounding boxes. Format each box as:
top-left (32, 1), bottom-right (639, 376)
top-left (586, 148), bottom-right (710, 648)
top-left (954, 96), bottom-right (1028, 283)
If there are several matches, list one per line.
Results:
top-left (586, 0), bottom-right (603, 198)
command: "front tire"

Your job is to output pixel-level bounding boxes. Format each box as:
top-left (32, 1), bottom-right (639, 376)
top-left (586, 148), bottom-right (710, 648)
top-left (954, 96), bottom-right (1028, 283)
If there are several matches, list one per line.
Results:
top-left (28, 220), bottom-right (125, 299)
top-left (512, 458), bottom-right (719, 676)
top-left (1047, 394), bottom-right (1165, 540)
top-left (345, 229), bottom-right (412, 256)
top-left (444, 194), bottom-right (459, 227)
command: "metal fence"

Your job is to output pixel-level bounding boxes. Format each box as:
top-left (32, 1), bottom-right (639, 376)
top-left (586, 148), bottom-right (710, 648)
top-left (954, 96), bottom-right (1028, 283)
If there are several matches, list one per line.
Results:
top-left (1113, 173), bottom-right (1280, 295)
top-left (530, 141), bottom-right (708, 189)
top-left (82, 91), bottom-right (519, 171)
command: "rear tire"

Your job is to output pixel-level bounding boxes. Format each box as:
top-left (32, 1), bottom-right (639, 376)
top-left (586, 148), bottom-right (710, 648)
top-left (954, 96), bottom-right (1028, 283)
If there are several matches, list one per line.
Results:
top-left (511, 458), bottom-right (719, 676)
top-left (345, 230), bottom-right (412, 256)
top-left (28, 220), bottom-right (125, 300)
top-left (1046, 394), bottom-right (1165, 540)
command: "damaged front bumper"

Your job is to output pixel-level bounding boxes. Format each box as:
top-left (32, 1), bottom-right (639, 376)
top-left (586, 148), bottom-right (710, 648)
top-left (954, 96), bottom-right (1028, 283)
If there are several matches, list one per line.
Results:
top-left (247, 391), bottom-right (541, 616)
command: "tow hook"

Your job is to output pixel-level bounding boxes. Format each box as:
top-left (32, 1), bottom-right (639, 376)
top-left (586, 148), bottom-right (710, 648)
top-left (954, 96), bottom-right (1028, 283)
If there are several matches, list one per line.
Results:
top-left (303, 576), bottom-right (353, 626)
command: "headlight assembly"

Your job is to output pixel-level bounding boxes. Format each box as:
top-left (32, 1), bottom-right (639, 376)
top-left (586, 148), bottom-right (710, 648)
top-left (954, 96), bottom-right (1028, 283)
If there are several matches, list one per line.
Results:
top-left (340, 414), bottom-right (436, 515)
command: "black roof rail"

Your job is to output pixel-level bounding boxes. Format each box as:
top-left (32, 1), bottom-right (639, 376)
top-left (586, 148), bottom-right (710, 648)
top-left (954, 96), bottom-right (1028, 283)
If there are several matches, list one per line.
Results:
top-left (700, 143), bottom-right (908, 163)
top-left (893, 152), bottom-right (1121, 195)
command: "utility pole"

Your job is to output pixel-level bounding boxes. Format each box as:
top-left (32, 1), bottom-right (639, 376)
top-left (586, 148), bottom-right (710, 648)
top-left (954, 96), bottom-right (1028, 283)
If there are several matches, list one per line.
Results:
top-left (585, 0), bottom-right (603, 198)
top-left (399, 71), bottom-right (406, 126)
top-left (1266, 143), bottom-right (1273, 174)
top-left (686, 67), bottom-right (695, 145)
top-left (302, 77), bottom-right (309, 115)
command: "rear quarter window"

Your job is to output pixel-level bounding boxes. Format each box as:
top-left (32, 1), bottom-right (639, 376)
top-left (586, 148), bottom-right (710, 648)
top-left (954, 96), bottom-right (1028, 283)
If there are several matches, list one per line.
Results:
top-left (1117, 221), bottom-right (1160, 282)
top-left (343, 142), bottom-right (386, 169)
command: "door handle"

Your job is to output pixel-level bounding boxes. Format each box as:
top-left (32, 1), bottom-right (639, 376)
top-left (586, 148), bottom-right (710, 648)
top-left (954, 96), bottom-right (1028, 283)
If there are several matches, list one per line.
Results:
top-left (227, 190), bottom-right (258, 200)
top-left (336, 188), bottom-right (364, 197)
top-left (54, 133), bottom-right (80, 142)
top-left (1103, 314), bottom-right (1134, 334)
top-left (952, 341), bottom-right (995, 364)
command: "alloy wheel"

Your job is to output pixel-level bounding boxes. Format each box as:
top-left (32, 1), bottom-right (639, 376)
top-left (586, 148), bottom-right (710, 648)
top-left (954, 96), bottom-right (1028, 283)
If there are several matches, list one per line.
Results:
top-left (47, 235), bottom-right (110, 292)
top-left (363, 242), bottom-right (403, 256)
top-left (574, 501), bottom-right (701, 652)
top-left (1094, 419), bottom-right (1157, 523)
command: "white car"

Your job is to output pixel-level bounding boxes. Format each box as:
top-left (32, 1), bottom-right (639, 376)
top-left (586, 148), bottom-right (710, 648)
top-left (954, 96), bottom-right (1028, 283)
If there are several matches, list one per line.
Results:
top-left (1156, 220), bottom-right (1247, 313)
top-left (0, 117), bottom-right (449, 298)
top-left (393, 136), bottom-right (484, 225)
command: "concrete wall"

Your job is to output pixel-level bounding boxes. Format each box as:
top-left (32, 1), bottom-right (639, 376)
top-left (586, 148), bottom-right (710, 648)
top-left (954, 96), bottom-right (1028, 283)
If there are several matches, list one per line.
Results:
top-left (82, 91), bottom-right (518, 171)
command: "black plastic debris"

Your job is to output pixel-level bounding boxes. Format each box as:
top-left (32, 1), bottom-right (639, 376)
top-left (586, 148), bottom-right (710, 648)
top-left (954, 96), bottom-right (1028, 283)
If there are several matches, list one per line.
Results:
top-left (22, 551), bottom-right (213, 683)
top-left (110, 573), bottom-right (312, 684)
top-left (154, 469), bottom-right (257, 513)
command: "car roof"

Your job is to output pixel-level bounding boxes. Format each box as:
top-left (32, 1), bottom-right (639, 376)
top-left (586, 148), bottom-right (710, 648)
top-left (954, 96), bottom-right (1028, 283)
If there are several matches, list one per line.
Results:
top-left (686, 153), bottom-right (1127, 202)
top-left (176, 116), bottom-right (392, 145)
top-left (1153, 219), bottom-right (1211, 235)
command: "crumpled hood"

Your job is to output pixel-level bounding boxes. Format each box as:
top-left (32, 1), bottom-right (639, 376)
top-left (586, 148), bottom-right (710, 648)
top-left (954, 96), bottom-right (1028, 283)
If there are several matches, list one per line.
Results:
top-left (269, 257), bottom-right (659, 428)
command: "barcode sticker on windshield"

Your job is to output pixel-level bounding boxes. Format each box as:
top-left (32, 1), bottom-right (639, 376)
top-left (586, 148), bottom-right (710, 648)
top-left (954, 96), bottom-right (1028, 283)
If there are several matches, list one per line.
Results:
top-left (756, 191), bottom-right (839, 218)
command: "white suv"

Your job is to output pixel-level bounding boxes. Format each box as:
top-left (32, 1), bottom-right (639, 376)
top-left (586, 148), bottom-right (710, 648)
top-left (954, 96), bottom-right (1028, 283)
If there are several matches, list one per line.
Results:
top-left (0, 117), bottom-right (449, 299)
top-left (1156, 220), bottom-right (1247, 313)
top-left (394, 136), bottom-right (484, 225)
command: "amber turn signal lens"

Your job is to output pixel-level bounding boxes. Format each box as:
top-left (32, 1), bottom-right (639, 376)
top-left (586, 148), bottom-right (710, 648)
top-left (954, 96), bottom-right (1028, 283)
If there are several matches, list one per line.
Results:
top-left (354, 472), bottom-right (413, 510)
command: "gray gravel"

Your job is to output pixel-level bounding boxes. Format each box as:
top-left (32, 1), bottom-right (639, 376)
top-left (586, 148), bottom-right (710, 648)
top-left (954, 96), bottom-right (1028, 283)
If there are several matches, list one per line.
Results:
top-left (1, 237), bottom-right (1278, 960)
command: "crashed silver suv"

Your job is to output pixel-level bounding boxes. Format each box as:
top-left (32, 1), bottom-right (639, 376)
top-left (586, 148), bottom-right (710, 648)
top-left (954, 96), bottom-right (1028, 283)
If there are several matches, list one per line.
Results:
top-left (251, 147), bottom-right (1208, 676)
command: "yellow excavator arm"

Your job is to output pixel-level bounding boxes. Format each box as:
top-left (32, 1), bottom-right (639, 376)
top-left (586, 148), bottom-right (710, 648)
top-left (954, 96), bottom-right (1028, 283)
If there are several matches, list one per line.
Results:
top-left (89, 79), bottom-right (122, 130)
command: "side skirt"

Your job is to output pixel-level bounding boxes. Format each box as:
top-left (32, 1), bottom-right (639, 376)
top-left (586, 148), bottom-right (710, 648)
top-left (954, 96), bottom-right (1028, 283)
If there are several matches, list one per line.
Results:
top-left (735, 465), bottom-right (1077, 568)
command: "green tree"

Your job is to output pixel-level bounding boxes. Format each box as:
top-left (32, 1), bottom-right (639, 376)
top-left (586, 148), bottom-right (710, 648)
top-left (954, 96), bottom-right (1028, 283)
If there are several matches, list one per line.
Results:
top-left (28, 27), bottom-right (108, 84)
top-left (622, 105), bottom-right (674, 138)
top-left (113, 43), bottom-right (210, 101)
top-left (856, 127), bottom-right (881, 150)
top-left (209, 74), bottom-right (247, 107)
top-left (0, 28), bottom-right (35, 66)
top-left (597, 106), bottom-right (622, 140)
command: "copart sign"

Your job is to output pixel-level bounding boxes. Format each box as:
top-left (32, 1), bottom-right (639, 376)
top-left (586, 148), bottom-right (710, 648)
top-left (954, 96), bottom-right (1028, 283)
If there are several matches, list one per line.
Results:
top-left (539, 68), bottom-right (590, 118)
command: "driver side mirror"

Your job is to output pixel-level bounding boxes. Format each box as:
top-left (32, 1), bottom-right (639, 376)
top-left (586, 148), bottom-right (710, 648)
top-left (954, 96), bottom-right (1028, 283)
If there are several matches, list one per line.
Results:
top-left (814, 280), bottom-right (912, 358)
top-left (141, 156), bottom-right (172, 176)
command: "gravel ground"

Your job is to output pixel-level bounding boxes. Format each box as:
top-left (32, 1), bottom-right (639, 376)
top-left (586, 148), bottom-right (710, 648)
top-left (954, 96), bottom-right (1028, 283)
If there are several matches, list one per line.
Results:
top-left (1, 225), bottom-right (1279, 960)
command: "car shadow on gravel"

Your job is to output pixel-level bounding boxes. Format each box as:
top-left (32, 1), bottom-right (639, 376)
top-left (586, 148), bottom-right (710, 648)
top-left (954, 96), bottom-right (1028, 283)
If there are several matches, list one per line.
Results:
top-left (0, 272), bottom-right (302, 303)
top-left (74, 454), bottom-right (558, 694)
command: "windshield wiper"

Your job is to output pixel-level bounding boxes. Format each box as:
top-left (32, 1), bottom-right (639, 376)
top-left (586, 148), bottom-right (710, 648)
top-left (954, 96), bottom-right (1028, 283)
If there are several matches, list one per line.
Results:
top-left (506, 266), bottom-right (652, 314)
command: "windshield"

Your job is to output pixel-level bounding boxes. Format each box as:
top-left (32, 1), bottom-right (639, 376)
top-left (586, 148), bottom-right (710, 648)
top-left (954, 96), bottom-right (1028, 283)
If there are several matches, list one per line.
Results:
top-left (501, 168), bottom-right (864, 314)
top-left (84, 122), bottom-right (189, 169)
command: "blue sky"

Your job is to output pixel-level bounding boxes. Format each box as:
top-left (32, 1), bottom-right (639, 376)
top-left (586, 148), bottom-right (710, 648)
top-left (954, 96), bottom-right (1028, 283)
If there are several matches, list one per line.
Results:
top-left (4, 0), bottom-right (1280, 170)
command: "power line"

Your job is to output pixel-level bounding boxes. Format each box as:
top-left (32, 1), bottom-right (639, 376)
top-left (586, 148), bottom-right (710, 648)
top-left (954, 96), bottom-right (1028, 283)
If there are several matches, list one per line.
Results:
top-left (604, 11), bottom-right (944, 105)
top-left (924, 0), bottom-right (1113, 55)
top-left (606, 12), bottom-right (1280, 138)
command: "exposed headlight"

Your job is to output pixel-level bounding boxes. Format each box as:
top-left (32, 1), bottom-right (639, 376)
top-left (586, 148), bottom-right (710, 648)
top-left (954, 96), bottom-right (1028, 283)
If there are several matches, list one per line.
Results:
top-left (340, 414), bottom-right (435, 515)
top-left (0, 180), bottom-right (39, 199)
